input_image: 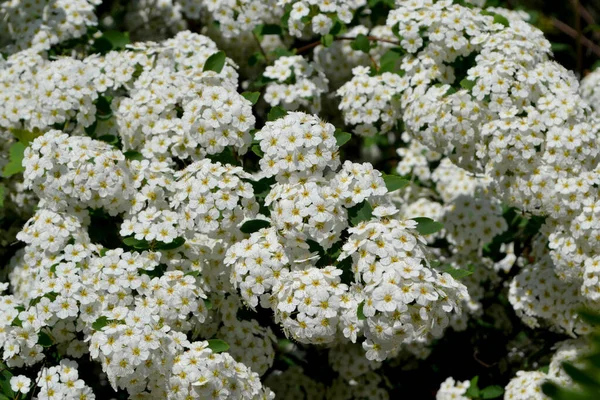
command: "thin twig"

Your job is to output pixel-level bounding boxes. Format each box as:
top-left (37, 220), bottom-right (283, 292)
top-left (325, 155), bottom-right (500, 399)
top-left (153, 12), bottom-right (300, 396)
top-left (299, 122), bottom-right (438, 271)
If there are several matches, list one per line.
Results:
top-left (578, 2), bottom-right (596, 26)
top-left (572, 0), bottom-right (583, 75)
top-left (252, 31), bottom-right (269, 63)
top-left (552, 17), bottom-right (600, 59)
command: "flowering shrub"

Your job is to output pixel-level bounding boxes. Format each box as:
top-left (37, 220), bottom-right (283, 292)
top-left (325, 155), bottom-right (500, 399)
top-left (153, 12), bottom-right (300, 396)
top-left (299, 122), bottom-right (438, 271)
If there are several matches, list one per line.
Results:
top-left (2, 0), bottom-right (600, 399)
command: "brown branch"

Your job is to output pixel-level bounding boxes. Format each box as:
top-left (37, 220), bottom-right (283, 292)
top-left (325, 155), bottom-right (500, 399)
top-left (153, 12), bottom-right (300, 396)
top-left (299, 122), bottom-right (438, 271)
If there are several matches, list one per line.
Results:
top-left (552, 17), bottom-right (600, 59)
top-left (252, 31), bottom-right (270, 63)
top-left (578, 2), bottom-right (596, 26)
top-left (572, 0), bottom-right (583, 75)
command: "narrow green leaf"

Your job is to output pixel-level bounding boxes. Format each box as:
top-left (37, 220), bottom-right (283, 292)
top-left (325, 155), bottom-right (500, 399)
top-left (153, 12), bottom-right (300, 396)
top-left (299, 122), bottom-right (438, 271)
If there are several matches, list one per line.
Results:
top-left (254, 24), bottom-right (283, 37)
top-left (123, 236), bottom-right (150, 250)
top-left (379, 48), bottom-right (403, 73)
top-left (155, 237), bottom-right (185, 250)
top-left (350, 33), bottom-right (371, 53)
top-left (412, 217), bottom-right (444, 235)
top-left (442, 266), bottom-right (474, 279)
top-left (383, 174), bottom-right (410, 193)
top-left (334, 131), bottom-right (352, 147)
top-left (460, 78), bottom-right (476, 90)
top-left (103, 30), bottom-right (130, 49)
top-left (329, 19), bottom-right (345, 36)
top-left (349, 201), bottom-right (373, 226)
top-left (561, 362), bottom-right (600, 388)
top-left (2, 142), bottom-right (25, 178)
top-left (267, 106), bottom-right (287, 121)
top-left (578, 309), bottom-right (600, 326)
top-left (123, 150), bottom-right (144, 161)
top-left (92, 316), bottom-right (110, 331)
top-left (207, 339), bottom-right (229, 353)
top-left (97, 134), bottom-right (119, 145)
top-left (203, 51), bottom-right (226, 73)
top-left (0, 184), bottom-right (5, 208)
top-left (38, 331), bottom-right (53, 347)
top-left (242, 91), bottom-right (260, 105)
top-left (493, 14), bottom-right (510, 27)
top-left (321, 34), bottom-right (334, 48)
top-left (10, 128), bottom-right (42, 145)
top-left (0, 371), bottom-right (14, 399)
top-left (240, 219), bottom-right (271, 234)
top-left (357, 302), bottom-right (366, 320)
top-left (465, 376), bottom-right (479, 398)
top-left (481, 385), bottom-right (504, 399)
top-left (251, 144), bottom-right (264, 157)
top-left (248, 52), bottom-right (265, 66)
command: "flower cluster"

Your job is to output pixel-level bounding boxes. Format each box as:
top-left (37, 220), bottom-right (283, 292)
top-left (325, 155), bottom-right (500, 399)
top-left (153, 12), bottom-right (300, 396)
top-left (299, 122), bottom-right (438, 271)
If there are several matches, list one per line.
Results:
top-left (264, 55), bottom-right (328, 113)
top-left (113, 31), bottom-right (255, 161)
top-left (0, 0), bottom-right (99, 54)
top-left (435, 377), bottom-right (470, 400)
top-left (0, 52), bottom-right (101, 133)
top-left (3, 0), bottom-right (599, 397)
top-left (282, 0), bottom-right (365, 37)
top-left (339, 208), bottom-right (468, 361)
top-left (23, 130), bottom-right (135, 215)
top-left (255, 112), bottom-right (340, 180)
top-left (338, 66), bottom-right (407, 136)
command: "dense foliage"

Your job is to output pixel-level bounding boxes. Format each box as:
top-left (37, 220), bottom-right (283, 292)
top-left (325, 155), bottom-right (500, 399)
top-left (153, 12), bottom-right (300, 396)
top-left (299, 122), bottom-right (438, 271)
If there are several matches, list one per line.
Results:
top-left (2, 0), bottom-right (600, 399)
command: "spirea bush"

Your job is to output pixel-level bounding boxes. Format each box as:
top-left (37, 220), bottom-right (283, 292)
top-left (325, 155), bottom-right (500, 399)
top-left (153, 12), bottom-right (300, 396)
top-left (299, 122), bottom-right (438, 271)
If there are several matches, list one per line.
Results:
top-left (2, 0), bottom-right (600, 399)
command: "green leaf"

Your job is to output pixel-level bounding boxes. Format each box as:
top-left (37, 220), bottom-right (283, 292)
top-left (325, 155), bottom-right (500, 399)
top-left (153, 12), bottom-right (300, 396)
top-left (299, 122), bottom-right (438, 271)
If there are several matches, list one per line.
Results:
top-left (203, 51), bottom-right (226, 73)
top-left (207, 339), bottom-right (229, 353)
top-left (253, 24), bottom-right (283, 39)
top-left (442, 266), bottom-right (474, 279)
top-left (383, 174), bottom-right (410, 193)
top-left (357, 302), bottom-right (366, 320)
top-left (551, 42), bottom-right (570, 52)
top-left (334, 130), bottom-right (352, 147)
top-left (92, 316), bottom-right (110, 331)
top-left (271, 47), bottom-right (296, 58)
top-left (578, 309), bottom-right (600, 326)
top-left (0, 367), bottom-right (14, 399)
top-left (123, 150), bottom-right (144, 161)
top-left (493, 14), bottom-right (510, 27)
top-left (103, 30), bottom-right (130, 49)
top-left (240, 219), bottom-right (271, 234)
top-left (561, 362), bottom-right (600, 388)
top-left (329, 19), bottom-right (345, 36)
top-left (267, 106), bottom-right (287, 121)
top-left (123, 236), bottom-right (150, 250)
top-left (248, 52), bottom-right (265, 66)
top-left (242, 91), bottom-right (260, 105)
top-left (350, 33), bottom-right (371, 53)
top-left (251, 144), bottom-right (264, 157)
top-left (2, 142), bottom-right (25, 178)
top-left (155, 237), bottom-right (185, 250)
top-left (481, 11), bottom-right (510, 27)
top-left (321, 34), bottom-right (334, 48)
top-left (460, 78), bottom-right (476, 90)
top-left (379, 48), bottom-right (404, 73)
top-left (481, 385), bottom-right (504, 399)
top-left (0, 184), bottom-right (5, 208)
top-left (465, 376), bottom-right (480, 398)
top-left (93, 30), bottom-right (130, 53)
top-left (412, 217), bottom-right (444, 235)
top-left (38, 331), bottom-right (53, 347)
top-left (349, 201), bottom-right (373, 226)
top-left (97, 134), bottom-right (119, 145)
top-left (10, 128), bottom-right (42, 145)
